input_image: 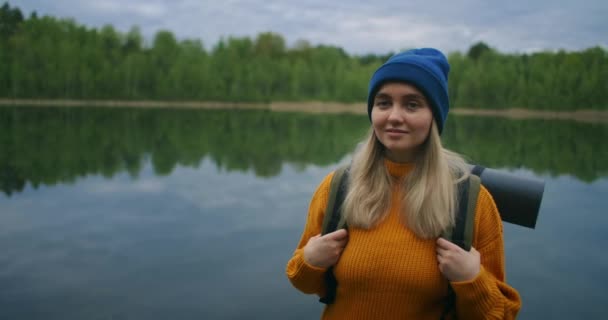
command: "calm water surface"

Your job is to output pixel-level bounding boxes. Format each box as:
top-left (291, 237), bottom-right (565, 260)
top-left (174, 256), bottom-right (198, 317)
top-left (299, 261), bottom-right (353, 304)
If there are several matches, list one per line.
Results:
top-left (0, 107), bottom-right (607, 319)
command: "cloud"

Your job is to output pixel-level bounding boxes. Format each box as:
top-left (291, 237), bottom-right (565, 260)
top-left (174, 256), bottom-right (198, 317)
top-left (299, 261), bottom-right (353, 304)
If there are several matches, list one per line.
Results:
top-left (12, 0), bottom-right (608, 54)
top-left (87, 1), bottom-right (166, 19)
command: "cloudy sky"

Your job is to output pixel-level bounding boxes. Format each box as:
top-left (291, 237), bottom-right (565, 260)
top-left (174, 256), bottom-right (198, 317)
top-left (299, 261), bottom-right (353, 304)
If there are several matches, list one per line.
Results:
top-left (11, 0), bottom-right (608, 55)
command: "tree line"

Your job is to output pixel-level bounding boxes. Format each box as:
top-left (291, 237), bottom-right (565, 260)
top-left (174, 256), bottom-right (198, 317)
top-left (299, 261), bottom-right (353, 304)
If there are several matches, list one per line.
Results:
top-left (1, 2), bottom-right (607, 110)
top-left (1, 106), bottom-right (606, 195)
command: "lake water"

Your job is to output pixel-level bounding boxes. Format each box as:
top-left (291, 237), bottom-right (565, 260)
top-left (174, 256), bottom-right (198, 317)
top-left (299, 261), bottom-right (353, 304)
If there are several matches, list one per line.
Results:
top-left (0, 106), bottom-right (607, 319)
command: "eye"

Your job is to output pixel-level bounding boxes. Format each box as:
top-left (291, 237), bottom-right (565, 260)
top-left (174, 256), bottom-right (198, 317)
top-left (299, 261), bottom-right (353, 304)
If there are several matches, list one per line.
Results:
top-left (374, 99), bottom-right (391, 108)
top-left (405, 101), bottom-right (420, 110)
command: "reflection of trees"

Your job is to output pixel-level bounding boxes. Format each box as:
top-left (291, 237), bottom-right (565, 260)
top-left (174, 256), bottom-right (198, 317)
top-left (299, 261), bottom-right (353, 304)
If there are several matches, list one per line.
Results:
top-left (443, 116), bottom-right (608, 182)
top-left (0, 107), bottom-right (368, 195)
top-left (0, 163), bottom-right (26, 195)
top-left (1, 107), bottom-right (606, 195)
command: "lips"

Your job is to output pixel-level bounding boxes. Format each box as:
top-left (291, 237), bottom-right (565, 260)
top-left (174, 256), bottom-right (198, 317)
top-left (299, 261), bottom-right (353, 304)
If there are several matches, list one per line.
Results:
top-left (386, 128), bottom-right (408, 134)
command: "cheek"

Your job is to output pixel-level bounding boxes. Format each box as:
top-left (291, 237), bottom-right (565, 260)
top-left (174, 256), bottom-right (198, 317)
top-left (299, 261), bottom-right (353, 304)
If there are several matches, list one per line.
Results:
top-left (370, 109), bottom-right (383, 130)
top-left (416, 111), bottom-right (434, 131)
top-left (421, 118), bottom-right (433, 132)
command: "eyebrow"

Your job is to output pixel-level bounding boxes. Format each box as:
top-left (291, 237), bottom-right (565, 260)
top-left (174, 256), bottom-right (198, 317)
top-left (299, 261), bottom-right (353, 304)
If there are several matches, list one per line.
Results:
top-left (374, 92), bottom-right (427, 101)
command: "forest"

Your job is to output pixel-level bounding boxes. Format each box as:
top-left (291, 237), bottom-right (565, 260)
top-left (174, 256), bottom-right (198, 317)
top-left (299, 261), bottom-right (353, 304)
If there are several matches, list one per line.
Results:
top-left (1, 2), bottom-right (607, 110)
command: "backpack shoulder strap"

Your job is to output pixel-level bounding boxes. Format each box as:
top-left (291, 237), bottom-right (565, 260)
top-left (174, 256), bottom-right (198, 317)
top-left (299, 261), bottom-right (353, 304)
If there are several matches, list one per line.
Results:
top-left (321, 164), bottom-right (349, 235)
top-left (440, 173), bottom-right (482, 319)
top-left (464, 174), bottom-right (481, 249)
top-left (319, 164), bottom-right (349, 305)
top-left (442, 174), bottom-right (481, 251)
top-left (456, 174), bottom-right (481, 250)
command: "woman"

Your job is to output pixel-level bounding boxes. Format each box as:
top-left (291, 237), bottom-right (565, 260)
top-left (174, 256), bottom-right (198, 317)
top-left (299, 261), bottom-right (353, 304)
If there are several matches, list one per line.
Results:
top-left (286, 48), bottom-right (521, 319)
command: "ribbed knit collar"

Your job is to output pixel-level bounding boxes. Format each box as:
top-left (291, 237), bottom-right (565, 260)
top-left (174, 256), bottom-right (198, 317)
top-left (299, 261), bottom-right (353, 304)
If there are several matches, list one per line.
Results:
top-left (384, 158), bottom-right (415, 178)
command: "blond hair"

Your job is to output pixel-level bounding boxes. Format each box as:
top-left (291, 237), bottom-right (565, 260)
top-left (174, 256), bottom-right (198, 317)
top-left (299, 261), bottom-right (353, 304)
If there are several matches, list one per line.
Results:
top-left (342, 122), bottom-right (469, 238)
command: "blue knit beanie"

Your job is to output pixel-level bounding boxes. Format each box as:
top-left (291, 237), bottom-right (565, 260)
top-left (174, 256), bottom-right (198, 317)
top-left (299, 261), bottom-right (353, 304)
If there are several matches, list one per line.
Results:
top-left (367, 48), bottom-right (450, 133)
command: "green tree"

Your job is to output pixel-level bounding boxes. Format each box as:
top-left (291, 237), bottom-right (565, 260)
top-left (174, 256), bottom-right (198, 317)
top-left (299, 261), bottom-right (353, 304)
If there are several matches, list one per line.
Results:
top-left (467, 41), bottom-right (492, 61)
top-left (1, 4), bottom-right (607, 110)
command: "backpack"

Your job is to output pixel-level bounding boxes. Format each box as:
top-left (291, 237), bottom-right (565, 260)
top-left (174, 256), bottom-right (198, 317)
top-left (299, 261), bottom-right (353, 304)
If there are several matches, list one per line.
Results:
top-left (318, 164), bottom-right (482, 317)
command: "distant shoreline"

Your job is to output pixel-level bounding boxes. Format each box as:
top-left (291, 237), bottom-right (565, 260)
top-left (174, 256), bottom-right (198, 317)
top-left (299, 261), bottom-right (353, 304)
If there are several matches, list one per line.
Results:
top-left (1, 99), bottom-right (607, 124)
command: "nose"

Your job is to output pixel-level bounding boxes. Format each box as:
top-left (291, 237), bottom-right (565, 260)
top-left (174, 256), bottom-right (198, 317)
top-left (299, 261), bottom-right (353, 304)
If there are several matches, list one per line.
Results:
top-left (387, 105), bottom-right (404, 123)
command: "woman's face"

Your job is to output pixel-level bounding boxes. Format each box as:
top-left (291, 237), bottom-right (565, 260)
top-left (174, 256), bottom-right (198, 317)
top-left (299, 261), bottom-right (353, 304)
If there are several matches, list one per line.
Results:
top-left (371, 82), bottom-right (434, 163)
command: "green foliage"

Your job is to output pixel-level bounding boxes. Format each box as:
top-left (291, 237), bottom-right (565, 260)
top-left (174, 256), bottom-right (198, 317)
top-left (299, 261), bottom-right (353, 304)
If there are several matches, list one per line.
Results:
top-left (0, 1), bottom-right (22, 40)
top-left (467, 41), bottom-right (493, 60)
top-left (0, 2), bottom-right (607, 110)
top-left (449, 45), bottom-right (608, 110)
top-left (1, 107), bottom-right (606, 195)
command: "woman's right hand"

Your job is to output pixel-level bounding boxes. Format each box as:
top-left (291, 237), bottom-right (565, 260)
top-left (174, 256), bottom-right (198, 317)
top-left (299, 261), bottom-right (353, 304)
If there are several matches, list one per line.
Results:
top-left (303, 229), bottom-right (349, 268)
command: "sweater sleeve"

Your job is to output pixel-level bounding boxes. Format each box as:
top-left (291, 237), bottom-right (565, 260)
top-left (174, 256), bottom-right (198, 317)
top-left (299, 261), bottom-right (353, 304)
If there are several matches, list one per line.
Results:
top-left (285, 171), bottom-right (334, 296)
top-left (451, 185), bottom-right (522, 320)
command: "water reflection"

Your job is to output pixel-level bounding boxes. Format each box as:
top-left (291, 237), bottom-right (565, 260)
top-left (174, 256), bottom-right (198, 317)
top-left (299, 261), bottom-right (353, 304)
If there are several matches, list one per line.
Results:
top-left (0, 106), bottom-right (607, 319)
top-left (0, 107), bottom-right (369, 195)
top-left (1, 106), bottom-right (607, 196)
top-left (0, 160), bottom-right (329, 319)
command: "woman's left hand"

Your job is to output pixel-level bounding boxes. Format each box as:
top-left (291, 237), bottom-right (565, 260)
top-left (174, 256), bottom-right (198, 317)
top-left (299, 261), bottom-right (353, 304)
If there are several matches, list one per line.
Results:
top-left (436, 238), bottom-right (481, 282)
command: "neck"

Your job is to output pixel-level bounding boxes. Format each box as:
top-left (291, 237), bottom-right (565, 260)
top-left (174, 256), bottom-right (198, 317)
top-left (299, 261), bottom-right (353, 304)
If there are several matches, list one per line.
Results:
top-left (384, 157), bottom-right (415, 178)
top-left (384, 149), bottom-right (418, 163)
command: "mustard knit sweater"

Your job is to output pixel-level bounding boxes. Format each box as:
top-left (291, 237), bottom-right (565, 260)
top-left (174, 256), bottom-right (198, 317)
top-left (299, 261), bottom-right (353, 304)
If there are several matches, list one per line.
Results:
top-left (286, 160), bottom-right (521, 319)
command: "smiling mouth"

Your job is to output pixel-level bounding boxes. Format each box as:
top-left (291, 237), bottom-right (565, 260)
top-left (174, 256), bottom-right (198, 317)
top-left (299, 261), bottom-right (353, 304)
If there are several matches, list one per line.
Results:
top-left (386, 129), bottom-right (408, 134)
